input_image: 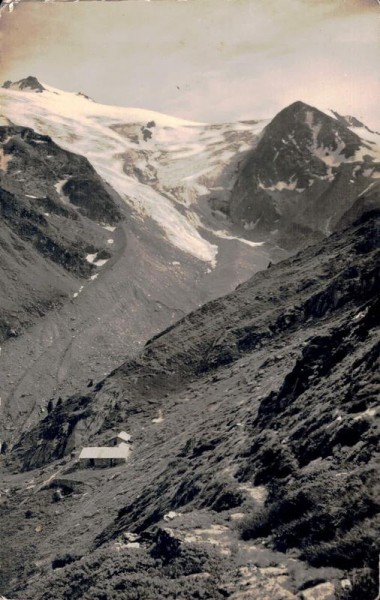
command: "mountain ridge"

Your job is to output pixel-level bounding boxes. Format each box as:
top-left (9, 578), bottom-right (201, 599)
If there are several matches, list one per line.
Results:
top-left (1, 78), bottom-right (379, 467)
top-left (0, 124), bottom-right (124, 341)
top-left (1, 77), bottom-right (379, 600)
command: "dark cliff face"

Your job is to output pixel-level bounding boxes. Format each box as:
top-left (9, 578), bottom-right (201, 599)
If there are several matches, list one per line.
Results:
top-left (0, 126), bottom-right (122, 224)
top-left (228, 101), bottom-right (380, 249)
top-left (0, 125), bottom-right (124, 341)
top-left (3, 210), bottom-right (379, 599)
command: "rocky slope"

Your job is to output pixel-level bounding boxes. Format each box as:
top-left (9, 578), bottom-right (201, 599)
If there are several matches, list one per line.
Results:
top-left (229, 101), bottom-right (380, 249)
top-left (1, 208), bottom-right (378, 599)
top-left (0, 119), bottom-right (274, 446)
top-left (1, 79), bottom-right (379, 599)
top-left (0, 124), bottom-right (123, 342)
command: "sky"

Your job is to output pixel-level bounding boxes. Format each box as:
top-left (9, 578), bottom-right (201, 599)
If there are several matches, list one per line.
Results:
top-left (0, 0), bottom-right (379, 127)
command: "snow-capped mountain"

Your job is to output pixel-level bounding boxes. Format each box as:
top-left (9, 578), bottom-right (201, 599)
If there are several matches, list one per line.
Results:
top-left (0, 78), bottom-right (273, 437)
top-left (1, 77), bottom-right (379, 438)
top-left (0, 77), bottom-right (268, 267)
top-left (1, 79), bottom-right (379, 599)
top-left (2, 80), bottom-right (378, 259)
top-left (229, 101), bottom-right (380, 248)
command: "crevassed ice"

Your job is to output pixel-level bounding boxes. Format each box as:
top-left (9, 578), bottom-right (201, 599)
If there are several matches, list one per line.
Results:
top-left (0, 87), bottom-right (219, 264)
top-left (0, 85), bottom-right (271, 265)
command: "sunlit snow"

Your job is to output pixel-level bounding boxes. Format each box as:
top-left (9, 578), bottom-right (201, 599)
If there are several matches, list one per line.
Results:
top-left (0, 84), bottom-right (268, 265)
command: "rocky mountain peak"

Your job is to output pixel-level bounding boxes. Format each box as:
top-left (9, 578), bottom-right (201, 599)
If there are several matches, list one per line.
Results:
top-left (0, 124), bottom-right (123, 343)
top-left (2, 76), bottom-right (45, 93)
top-left (272, 99), bottom-right (319, 119)
top-left (261, 99), bottom-right (361, 153)
top-left (228, 99), bottom-right (378, 248)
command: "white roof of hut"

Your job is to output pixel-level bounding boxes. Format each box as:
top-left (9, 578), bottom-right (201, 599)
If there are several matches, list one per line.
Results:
top-left (117, 431), bottom-right (131, 443)
top-left (79, 443), bottom-right (130, 460)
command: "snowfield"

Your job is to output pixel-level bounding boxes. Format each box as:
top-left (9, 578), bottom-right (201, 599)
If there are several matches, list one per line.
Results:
top-left (0, 84), bottom-right (267, 265)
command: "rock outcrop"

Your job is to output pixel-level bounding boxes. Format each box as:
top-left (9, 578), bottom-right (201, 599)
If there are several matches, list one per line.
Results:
top-left (0, 125), bottom-right (123, 341)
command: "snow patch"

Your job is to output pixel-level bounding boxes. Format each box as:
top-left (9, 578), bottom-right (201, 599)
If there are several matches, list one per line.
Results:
top-left (94, 258), bottom-right (109, 267)
top-left (54, 178), bottom-right (69, 196)
top-left (85, 253), bottom-right (97, 264)
top-left (73, 285), bottom-right (85, 299)
top-left (214, 230), bottom-right (264, 249)
top-left (259, 177), bottom-right (298, 192)
top-left (243, 218), bottom-right (261, 231)
top-left (86, 253), bottom-right (109, 267)
top-left (322, 108), bottom-right (340, 121)
top-left (348, 126), bottom-right (380, 161)
top-left (163, 511), bottom-right (180, 522)
top-left (359, 182), bottom-right (377, 196)
top-left (306, 110), bottom-right (347, 167)
top-left (353, 406), bottom-right (378, 420)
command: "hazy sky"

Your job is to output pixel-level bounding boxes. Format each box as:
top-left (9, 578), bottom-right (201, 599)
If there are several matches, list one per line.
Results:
top-left (0, 0), bottom-right (379, 126)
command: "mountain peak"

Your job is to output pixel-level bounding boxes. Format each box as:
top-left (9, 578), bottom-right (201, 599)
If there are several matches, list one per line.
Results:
top-left (273, 100), bottom-right (329, 123)
top-left (2, 76), bottom-right (45, 93)
top-left (261, 98), bottom-right (364, 145)
top-left (282, 100), bottom-right (315, 112)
